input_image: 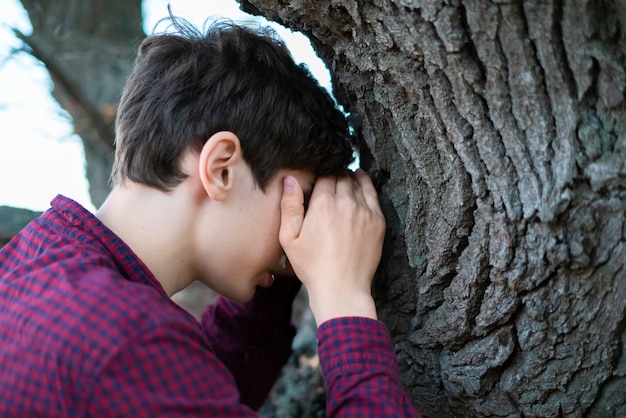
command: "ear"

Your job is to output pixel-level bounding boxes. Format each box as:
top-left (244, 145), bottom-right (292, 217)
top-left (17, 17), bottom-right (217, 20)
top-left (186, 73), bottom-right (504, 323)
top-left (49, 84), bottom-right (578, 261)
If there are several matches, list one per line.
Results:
top-left (198, 131), bottom-right (242, 201)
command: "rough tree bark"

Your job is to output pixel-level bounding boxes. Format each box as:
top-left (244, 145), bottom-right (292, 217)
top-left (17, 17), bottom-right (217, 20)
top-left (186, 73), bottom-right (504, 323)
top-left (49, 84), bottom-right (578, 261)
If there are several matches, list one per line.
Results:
top-left (17, 0), bottom-right (143, 207)
top-left (240, 0), bottom-right (626, 417)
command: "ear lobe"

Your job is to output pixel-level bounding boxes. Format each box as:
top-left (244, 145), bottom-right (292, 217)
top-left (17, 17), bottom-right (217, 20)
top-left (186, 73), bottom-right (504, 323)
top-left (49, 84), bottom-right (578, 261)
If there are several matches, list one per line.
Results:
top-left (198, 131), bottom-right (242, 201)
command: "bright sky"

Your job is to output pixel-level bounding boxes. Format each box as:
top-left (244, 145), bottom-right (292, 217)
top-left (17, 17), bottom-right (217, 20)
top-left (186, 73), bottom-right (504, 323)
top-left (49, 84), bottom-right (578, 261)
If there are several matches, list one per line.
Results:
top-left (0, 0), bottom-right (331, 212)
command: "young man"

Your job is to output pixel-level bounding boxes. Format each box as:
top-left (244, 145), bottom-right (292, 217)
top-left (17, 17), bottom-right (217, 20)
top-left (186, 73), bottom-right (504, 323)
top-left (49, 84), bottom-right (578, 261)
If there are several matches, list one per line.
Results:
top-left (0, 18), bottom-right (420, 417)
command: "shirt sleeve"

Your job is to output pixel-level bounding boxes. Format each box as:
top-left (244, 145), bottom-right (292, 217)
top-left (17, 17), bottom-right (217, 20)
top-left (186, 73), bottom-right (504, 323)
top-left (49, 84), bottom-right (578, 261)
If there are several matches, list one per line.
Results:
top-left (318, 317), bottom-right (422, 418)
top-left (86, 282), bottom-right (420, 417)
top-left (201, 275), bottom-right (302, 410)
top-left (87, 307), bottom-right (259, 417)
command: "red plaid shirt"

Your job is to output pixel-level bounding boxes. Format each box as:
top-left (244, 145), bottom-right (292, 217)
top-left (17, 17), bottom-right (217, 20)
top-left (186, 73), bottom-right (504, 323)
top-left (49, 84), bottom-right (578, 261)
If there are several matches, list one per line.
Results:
top-left (0, 195), bottom-right (419, 417)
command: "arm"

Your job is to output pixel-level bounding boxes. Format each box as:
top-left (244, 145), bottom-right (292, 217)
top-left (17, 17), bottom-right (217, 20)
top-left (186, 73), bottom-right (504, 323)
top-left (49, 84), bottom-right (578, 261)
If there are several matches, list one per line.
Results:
top-left (201, 276), bottom-right (301, 409)
top-left (279, 169), bottom-right (421, 416)
top-left (279, 170), bottom-right (383, 323)
top-left (88, 304), bottom-right (261, 417)
top-left (319, 317), bottom-right (421, 418)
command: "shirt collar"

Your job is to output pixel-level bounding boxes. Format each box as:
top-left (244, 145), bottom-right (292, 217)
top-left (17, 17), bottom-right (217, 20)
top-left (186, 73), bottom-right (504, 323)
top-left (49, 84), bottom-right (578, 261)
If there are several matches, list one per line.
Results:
top-left (48, 195), bottom-right (167, 296)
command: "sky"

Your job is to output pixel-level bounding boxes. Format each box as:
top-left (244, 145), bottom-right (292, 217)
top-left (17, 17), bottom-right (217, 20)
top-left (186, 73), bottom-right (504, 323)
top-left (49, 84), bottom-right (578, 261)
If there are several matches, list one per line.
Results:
top-left (0, 0), bottom-right (332, 212)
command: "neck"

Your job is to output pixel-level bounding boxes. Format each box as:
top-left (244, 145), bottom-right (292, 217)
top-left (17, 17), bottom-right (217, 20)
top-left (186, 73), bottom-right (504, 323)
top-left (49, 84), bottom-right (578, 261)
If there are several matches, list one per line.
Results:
top-left (96, 181), bottom-right (198, 296)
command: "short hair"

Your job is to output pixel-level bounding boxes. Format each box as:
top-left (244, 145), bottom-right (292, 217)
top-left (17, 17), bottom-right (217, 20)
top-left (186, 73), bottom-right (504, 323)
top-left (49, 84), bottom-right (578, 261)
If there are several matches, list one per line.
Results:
top-left (111, 17), bottom-right (354, 191)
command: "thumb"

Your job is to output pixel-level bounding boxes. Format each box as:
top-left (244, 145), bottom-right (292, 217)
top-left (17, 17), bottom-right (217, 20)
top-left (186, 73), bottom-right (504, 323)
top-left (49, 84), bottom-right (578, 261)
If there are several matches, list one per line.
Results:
top-left (279, 176), bottom-right (304, 245)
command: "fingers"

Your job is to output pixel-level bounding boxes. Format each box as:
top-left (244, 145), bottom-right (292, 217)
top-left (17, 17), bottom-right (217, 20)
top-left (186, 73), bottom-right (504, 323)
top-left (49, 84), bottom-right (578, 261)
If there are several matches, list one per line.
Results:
top-left (332, 170), bottom-right (382, 215)
top-left (311, 170), bottom-right (381, 214)
top-left (335, 173), bottom-right (355, 199)
top-left (283, 170), bottom-right (381, 245)
top-left (310, 175), bottom-right (336, 200)
top-left (279, 176), bottom-right (304, 245)
top-left (286, 169), bottom-right (386, 325)
top-left (354, 169), bottom-right (382, 214)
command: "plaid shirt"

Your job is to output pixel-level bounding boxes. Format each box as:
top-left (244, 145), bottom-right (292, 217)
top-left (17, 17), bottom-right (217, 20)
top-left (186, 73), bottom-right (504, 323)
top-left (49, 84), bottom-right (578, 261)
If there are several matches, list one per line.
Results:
top-left (0, 195), bottom-right (419, 417)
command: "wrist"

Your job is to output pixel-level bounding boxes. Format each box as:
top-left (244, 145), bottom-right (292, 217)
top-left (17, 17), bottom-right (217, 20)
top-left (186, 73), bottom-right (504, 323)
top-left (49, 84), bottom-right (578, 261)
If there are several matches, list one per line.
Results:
top-left (309, 292), bottom-right (377, 326)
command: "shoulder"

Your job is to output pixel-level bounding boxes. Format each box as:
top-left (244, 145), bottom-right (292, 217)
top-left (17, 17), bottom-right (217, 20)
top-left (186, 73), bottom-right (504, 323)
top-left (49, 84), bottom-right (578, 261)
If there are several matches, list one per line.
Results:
top-left (7, 240), bottom-right (203, 365)
top-left (65, 259), bottom-right (202, 350)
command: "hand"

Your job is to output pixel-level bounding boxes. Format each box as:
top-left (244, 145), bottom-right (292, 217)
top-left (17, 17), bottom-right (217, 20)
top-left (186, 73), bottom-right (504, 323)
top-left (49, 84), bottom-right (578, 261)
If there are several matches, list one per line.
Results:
top-left (279, 169), bottom-right (386, 325)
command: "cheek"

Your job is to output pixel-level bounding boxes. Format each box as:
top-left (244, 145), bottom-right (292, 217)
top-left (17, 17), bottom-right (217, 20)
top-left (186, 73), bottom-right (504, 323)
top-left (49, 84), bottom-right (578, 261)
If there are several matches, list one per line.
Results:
top-left (266, 210), bottom-right (282, 248)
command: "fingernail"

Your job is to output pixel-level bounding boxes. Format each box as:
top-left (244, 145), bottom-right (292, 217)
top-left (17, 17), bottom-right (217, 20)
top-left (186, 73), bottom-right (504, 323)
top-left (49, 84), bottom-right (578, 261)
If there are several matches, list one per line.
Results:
top-left (284, 176), bottom-right (296, 192)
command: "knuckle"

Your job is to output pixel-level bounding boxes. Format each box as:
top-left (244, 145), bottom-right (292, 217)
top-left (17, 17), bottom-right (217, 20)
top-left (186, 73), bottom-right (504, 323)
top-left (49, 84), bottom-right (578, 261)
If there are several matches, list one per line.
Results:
top-left (373, 213), bottom-right (386, 233)
top-left (311, 192), bottom-right (332, 210)
top-left (338, 195), bottom-right (358, 211)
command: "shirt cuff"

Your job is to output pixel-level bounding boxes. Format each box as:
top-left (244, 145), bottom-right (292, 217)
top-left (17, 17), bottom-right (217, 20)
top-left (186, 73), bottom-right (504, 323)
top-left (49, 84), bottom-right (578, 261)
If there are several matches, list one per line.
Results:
top-left (317, 317), bottom-right (400, 381)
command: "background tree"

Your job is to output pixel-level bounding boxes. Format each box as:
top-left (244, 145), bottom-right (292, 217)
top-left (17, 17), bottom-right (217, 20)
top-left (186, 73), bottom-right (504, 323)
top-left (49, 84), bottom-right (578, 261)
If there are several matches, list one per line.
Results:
top-left (6, 0), bottom-right (626, 416)
top-left (1, 0), bottom-right (141, 244)
top-left (17, 0), bottom-right (143, 207)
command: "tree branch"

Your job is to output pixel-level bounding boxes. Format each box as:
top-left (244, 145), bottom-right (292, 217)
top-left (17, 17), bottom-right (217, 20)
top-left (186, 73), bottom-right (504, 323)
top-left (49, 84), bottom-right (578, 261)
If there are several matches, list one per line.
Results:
top-left (13, 29), bottom-right (115, 152)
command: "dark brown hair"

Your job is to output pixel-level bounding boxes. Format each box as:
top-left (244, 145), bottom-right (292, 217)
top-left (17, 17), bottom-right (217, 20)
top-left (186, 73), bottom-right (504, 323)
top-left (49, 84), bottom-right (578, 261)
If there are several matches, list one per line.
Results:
top-left (112, 17), bottom-right (354, 191)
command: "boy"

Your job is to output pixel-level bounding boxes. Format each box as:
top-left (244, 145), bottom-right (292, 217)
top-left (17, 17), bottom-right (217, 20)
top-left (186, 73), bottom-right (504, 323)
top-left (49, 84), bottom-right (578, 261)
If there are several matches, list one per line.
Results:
top-left (0, 17), bottom-right (420, 417)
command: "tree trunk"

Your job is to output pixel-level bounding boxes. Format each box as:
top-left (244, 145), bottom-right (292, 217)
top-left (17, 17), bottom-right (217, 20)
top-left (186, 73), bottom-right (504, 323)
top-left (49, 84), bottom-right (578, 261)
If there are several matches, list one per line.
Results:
top-left (240, 0), bottom-right (626, 416)
top-left (17, 0), bottom-right (143, 207)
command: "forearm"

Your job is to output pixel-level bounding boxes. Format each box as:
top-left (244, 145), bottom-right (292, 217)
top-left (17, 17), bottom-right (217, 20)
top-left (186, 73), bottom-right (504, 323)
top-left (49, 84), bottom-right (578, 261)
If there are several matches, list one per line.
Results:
top-left (319, 317), bottom-right (421, 418)
top-left (201, 277), bottom-right (301, 409)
